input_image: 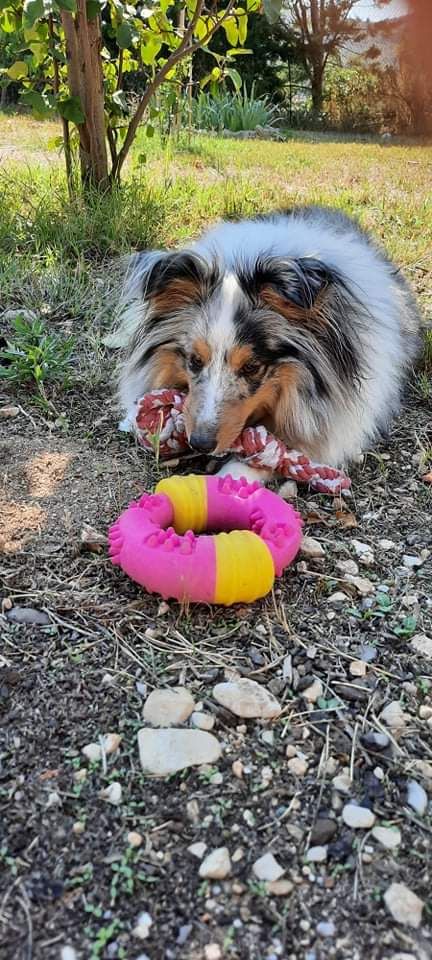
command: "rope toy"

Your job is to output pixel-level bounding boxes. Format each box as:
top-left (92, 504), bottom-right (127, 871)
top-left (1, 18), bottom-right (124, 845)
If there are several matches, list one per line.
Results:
top-left (109, 474), bottom-right (303, 604)
top-left (134, 389), bottom-right (351, 495)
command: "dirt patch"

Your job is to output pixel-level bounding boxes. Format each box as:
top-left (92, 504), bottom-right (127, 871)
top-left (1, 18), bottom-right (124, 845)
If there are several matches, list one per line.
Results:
top-left (0, 381), bottom-right (431, 960)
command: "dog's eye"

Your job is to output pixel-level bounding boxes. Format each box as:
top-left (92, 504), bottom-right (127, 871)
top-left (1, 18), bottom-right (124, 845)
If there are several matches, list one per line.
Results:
top-left (188, 353), bottom-right (204, 374)
top-left (239, 361), bottom-right (261, 379)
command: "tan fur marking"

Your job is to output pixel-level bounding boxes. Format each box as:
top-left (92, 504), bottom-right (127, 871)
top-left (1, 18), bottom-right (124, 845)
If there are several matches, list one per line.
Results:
top-left (215, 366), bottom-right (300, 452)
top-left (227, 344), bottom-right (254, 372)
top-left (192, 338), bottom-right (212, 365)
top-left (152, 349), bottom-right (189, 391)
top-left (261, 286), bottom-right (327, 327)
top-left (152, 278), bottom-right (202, 314)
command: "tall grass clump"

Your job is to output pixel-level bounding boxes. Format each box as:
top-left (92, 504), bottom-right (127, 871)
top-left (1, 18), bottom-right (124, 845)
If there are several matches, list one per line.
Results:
top-left (190, 84), bottom-right (280, 133)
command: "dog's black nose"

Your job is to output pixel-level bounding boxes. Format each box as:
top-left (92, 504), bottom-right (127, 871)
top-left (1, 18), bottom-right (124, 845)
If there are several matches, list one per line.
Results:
top-left (189, 433), bottom-right (216, 453)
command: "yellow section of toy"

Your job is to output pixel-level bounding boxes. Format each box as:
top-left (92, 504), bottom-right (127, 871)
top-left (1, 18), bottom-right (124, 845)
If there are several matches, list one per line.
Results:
top-left (156, 474), bottom-right (208, 534)
top-left (214, 530), bottom-right (274, 604)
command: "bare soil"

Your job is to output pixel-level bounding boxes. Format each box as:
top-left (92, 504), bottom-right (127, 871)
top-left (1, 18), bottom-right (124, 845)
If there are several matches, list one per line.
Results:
top-left (0, 376), bottom-right (432, 960)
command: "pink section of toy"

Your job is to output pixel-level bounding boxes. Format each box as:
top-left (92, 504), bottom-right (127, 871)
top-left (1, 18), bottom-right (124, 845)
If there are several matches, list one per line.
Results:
top-left (108, 491), bottom-right (217, 603)
top-left (206, 475), bottom-right (302, 576)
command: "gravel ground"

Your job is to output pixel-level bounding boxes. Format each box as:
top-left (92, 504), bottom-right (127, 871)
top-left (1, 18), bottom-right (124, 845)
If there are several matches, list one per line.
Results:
top-left (0, 375), bottom-right (431, 960)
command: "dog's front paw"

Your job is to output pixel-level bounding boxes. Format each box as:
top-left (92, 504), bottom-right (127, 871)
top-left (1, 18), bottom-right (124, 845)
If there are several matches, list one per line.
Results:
top-left (216, 459), bottom-right (271, 485)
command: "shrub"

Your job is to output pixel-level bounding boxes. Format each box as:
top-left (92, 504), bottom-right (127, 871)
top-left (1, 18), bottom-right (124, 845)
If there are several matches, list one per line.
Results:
top-left (323, 64), bottom-right (383, 133)
top-left (189, 84), bottom-right (280, 132)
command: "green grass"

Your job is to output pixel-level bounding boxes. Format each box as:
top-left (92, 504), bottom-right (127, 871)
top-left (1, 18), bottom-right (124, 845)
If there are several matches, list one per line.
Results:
top-left (0, 114), bottom-right (431, 382)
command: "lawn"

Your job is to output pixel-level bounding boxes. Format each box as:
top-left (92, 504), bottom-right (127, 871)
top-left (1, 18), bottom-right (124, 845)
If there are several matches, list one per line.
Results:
top-left (0, 114), bottom-right (432, 960)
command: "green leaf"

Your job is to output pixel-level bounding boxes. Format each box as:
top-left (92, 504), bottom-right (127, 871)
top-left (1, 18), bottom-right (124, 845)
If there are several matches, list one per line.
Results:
top-left (145, 123), bottom-right (154, 138)
top-left (222, 16), bottom-right (238, 45)
top-left (20, 88), bottom-right (55, 118)
top-left (137, 152), bottom-right (147, 164)
top-left (225, 67), bottom-right (242, 91)
top-left (57, 95), bottom-right (85, 124)
top-left (262, 0), bottom-right (282, 23)
top-left (54, 0), bottom-right (77, 10)
top-left (226, 47), bottom-right (252, 55)
top-left (237, 7), bottom-right (247, 44)
top-left (193, 16), bottom-right (208, 41)
top-left (112, 89), bottom-right (128, 111)
top-left (0, 8), bottom-right (17, 31)
top-left (7, 61), bottom-right (29, 81)
top-left (211, 66), bottom-right (221, 80)
top-left (140, 37), bottom-right (161, 65)
top-left (86, 0), bottom-right (101, 18)
top-left (23, 0), bottom-right (44, 28)
top-left (116, 21), bottom-right (133, 49)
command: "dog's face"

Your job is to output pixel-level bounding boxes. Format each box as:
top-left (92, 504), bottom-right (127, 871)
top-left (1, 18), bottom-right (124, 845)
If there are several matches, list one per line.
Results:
top-left (129, 250), bottom-right (359, 453)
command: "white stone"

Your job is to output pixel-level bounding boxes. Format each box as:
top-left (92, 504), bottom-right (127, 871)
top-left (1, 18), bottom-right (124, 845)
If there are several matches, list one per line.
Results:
top-left (344, 574), bottom-right (375, 596)
top-left (82, 742), bottom-right (102, 763)
top-left (384, 883), bottom-right (424, 928)
top-left (351, 540), bottom-right (374, 564)
top-left (133, 912), bottom-right (153, 940)
top-left (372, 826), bottom-right (401, 850)
top-left (61, 948), bottom-right (78, 960)
top-left (287, 756), bottom-right (308, 777)
top-left (342, 804), bottom-right (376, 829)
top-left (410, 634), bottom-right (432, 659)
top-left (316, 921), bottom-right (336, 937)
top-left (143, 687), bottom-right (195, 726)
top-left (300, 536), bottom-right (325, 559)
top-left (252, 852), bottom-right (285, 882)
top-left (402, 554), bottom-right (423, 569)
top-left (204, 945), bottom-right (222, 960)
top-left (190, 711), bottom-right (215, 731)
top-left (127, 831), bottom-right (143, 848)
top-left (349, 659), bottom-right (367, 677)
top-left (213, 678), bottom-right (281, 719)
top-left (380, 701), bottom-right (406, 731)
top-left (306, 845), bottom-right (327, 862)
top-left (301, 678), bottom-right (323, 703)
top-left (419, 705), bottom-right (432, 720)
top-left (72, 821), bottom-right (85, 836)
top-left (332, 773), bottom-right (352, 793)
top-left (267, 879), bottom-right (294, 896)
top-left (279, 480), bottom-right (298, 500)
top-left (336, 559), bottom-right (359, 576)
top-left (100, 782), bottom-right (122, 806)
top-left (232, 759), bottom-right (244, 779)
top-left (199, 847), bottom-right (231, 879)
top-left (407, 779), bottom-right (428, 816)
top-left (0, 405), bottom-right (20, 419)
top-left (378, 539), bottom-right (397, 550)
top-left (103, 733), bottom-right (122, 754)
top-left (188, 842), bottom-right (207, 859)
top-left (327, 591), bottom-right (348, 606)
top-left (138, 728), bottom-right (221, 777)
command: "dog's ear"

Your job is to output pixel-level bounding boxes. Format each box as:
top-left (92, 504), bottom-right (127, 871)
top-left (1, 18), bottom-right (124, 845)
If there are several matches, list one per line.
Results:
top-left (244, 256), bottom-right (339, 312)
top-left (132, 251), bottom-right (219, 310)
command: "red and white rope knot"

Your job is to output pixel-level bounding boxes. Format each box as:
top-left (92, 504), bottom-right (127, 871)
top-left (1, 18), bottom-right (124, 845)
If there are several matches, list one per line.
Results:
top-left (135, 389), bottom-right (351, 494)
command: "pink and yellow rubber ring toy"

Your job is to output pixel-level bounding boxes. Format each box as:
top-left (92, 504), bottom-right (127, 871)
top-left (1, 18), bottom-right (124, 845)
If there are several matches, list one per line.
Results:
top-left (108, 474), bottom-right (303, 605)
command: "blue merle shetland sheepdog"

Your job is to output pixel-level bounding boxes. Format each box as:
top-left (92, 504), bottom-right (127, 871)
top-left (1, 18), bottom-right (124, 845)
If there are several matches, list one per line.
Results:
top-left (116, 206), bottom-right (420, 480)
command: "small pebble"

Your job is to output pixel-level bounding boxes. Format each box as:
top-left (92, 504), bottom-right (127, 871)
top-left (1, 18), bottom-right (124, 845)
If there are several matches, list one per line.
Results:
top-left (300, 536), bottom-right (325, 559)
top-left (384, 882), bottom-right (424, 928)
top-left (82, 743), bottom-right (102, 763)
top-left (301, 678), bottom-right (323, 703)
top-left (344, 574), bottom-right (375, 596)
top-left (306, 845), bottom-right (327, 862)
top-left (342, 803), bottom-right (376, 829)
top-left (72, 821), bottom-right (85, 836)
top-left (407, 779), bottom-right (428, 816)
top-left (410, 634), bottom-right (432, 660)
top-left (378, 538), bottom-right (396, 550)
top-left (252, 852), bottom-right (285, 882)
top-left (310, 818), bottom-right (337, 845)
top-left (279, 480), bottom-right (298, 500)
top-left (103, 733), bottom-right (122, 755)
top-left (60, 949), bottom-right (78, 960)
top-left (316, 921), bottom-right (336, 937)
top-left (287, 756), bottom-right (308, 777)
top-left (372, 826), bottom-right (401, 850)
top-left (380, 701), bottom-right (406, 731)
top-left (143, 687), bottom-right (195, 726)
top-left (332, 773), bottom-right (352, 794)
top-left (336, 559), bottom-right (359, 576)
top-left (190, 711), bottom-right (215, 731)
top-left (232, 760), bottom-right (244, 779)
top-left (402, 554), bottom-right (423, 569)
top-left (213, 678), bottom-right (281, 719)
top-left (100, 782), bottom-right (122, 806)
top-left (419, 705), bottom-right (432, 720)
top-left (133, 912), bottom-right (153, 940)
top-left (0, 405), bottom-right (20, 418)
top-left (327, 591), bottom-right (348, 607)
top-left (267, 879), bottom-right (294, 896)
top-left (204, 945), bottom-right (222, 960)
top-left (199, 847), bottom-right (231, 879)
top-left (188, 841), bottom-right (207, 859)
top-left (362, 731), bottom-right (390, 751)
top-left (127, 831), bottom-right (143, 848)
top-left (349, 659), bottom-right (367, 677)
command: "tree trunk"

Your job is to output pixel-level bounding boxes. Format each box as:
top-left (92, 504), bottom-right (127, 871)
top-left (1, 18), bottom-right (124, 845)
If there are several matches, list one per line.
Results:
top-left (62, 2), bottom-right (108, 189)
top-left (310, 64), bottom-right (323, 114)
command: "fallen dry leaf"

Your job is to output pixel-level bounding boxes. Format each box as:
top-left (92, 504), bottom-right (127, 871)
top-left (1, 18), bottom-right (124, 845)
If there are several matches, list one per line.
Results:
top-left (80, 523), bottom-right (107, 553)
top-left (335, 510), bottom-right (358, 529)
top-left (421, 471), bottom-right (432, 484)
top-left (39, 769), bottom-right (60, 781)
top-left (304, 509), bottom-right (328, 526)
